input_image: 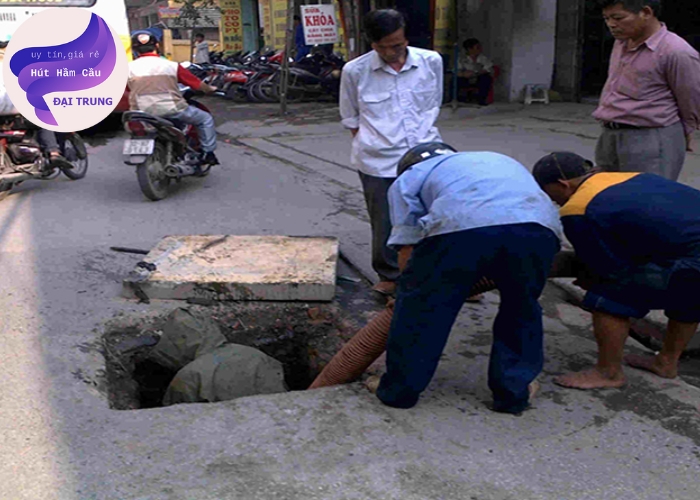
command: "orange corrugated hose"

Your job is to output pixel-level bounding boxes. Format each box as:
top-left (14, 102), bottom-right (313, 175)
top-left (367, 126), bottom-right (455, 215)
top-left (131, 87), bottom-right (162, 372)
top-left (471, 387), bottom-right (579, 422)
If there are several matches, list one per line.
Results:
top-left (308, 251), bottom-right (580, 389)
top-left (308, 277), bottom-right (498, 389)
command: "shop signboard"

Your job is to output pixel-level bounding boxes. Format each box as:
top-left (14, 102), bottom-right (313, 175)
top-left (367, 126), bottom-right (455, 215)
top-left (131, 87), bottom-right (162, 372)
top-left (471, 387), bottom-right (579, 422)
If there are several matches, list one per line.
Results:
top-left (220, 0), bottom-right (243, 52)
top-left (301, 4), bottom-right (338, 46)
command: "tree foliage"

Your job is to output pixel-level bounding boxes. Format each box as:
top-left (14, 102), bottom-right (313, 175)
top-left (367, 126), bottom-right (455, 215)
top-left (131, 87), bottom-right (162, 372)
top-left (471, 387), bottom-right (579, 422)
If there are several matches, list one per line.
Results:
top-left (172, 0), bottom-right (220, 29)
top-left (171, 0), bottom-right (221, 60)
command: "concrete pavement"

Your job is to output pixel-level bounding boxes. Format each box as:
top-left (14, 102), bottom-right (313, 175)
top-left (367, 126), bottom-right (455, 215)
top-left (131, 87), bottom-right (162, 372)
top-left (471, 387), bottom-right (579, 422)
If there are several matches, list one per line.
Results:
top-left (1, 102), bottom-right (699, 499)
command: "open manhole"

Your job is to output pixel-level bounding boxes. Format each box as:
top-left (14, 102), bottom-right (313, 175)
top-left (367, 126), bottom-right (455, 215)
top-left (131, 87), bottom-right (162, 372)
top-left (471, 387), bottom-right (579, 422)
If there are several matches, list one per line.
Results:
top-left (103, 302), bottom-right (363, 410)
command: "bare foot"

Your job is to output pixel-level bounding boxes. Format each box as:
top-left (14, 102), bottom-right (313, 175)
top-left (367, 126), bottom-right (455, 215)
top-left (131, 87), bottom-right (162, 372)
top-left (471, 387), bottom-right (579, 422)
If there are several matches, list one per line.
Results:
top-left (372, 281), bottom-right (396, 296)
top-left (465, 294), bottom-right (483, 303)
top-left (365, 375), bottom-right (381, 394)
top-left (528, 380), bottom-right (540, 401)
top-left (624, 354), bottom-right (678, 379)
top-left (554, 368), bottom-right (625, 390)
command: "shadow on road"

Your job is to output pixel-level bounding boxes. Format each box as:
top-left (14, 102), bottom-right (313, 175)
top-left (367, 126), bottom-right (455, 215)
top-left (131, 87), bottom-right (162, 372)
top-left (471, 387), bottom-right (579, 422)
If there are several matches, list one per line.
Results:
top-left (81, 113), bottom-right (124, 146)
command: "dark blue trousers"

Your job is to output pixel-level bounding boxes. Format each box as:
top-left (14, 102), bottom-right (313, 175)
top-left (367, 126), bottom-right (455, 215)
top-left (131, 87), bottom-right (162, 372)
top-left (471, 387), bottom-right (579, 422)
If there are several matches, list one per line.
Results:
top-left (376, 223), bottom-right (560, 414)
top-left (458, 73), bottom-right (493, 105)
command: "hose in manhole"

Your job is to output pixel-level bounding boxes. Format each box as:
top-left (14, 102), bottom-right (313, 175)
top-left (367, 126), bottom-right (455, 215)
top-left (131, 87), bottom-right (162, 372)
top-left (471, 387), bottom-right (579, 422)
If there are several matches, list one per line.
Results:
top-left (309, 251), bottom-right (583, 389)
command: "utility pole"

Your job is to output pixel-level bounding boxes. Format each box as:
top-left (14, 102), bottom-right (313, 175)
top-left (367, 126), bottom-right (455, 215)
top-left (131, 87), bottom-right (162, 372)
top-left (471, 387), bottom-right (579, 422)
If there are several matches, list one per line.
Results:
top-left (280, 0), bottom-right (295, 115)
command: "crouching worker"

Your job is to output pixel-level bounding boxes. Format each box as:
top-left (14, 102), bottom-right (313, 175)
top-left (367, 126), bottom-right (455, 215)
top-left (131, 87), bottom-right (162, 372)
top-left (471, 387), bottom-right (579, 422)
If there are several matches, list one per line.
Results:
top-left (533, 152), bottom-right (700, 389)
top-left (375, 144), bottom-right (562, 414)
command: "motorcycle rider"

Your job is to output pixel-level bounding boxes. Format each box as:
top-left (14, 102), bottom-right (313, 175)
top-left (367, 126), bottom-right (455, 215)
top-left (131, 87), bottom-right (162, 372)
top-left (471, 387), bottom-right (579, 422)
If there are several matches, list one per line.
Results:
top-left (0, 41), bottom-right (71, 169)
top-left (128, 31), bottom-right (220, 166)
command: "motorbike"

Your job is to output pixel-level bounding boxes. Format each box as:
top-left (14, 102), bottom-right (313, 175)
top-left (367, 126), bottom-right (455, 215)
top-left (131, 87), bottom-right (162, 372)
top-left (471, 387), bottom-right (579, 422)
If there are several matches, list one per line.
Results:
top-left (210, 50), bottom-right (284, 103)
top-left (209, 51), bottom-right (226, 65)
top-left (0, 115), bottom-right (88, 200)
top-left (261, 52), bottom-right (344, 103)
top-left (121, 85), bottom-right (214, 201)
top-left (221, 66), bottom-right (254, 102)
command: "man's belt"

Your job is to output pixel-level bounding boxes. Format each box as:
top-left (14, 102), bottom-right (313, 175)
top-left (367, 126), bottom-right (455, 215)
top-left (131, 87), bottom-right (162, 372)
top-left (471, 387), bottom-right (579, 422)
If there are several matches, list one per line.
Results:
top-left (602, 121), bottom-right (644, 130)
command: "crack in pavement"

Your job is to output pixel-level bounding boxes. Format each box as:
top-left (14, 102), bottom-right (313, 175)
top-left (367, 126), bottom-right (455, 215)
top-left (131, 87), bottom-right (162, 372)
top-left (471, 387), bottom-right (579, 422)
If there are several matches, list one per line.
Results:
top-left (218, 133), bottom-right (369, 225)
top-left (219, 133), bottom-right (362, 194)
top-left (262, 137), bottom-right (358, 173)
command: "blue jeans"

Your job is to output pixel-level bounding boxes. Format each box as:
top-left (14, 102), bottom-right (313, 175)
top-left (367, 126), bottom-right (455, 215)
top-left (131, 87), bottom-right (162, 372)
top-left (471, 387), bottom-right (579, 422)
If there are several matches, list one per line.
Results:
top-left (376, 223), bottom-right (560, 414)
top-left (165, 105), bottom-right (216, 153)
top-left (36, 128), bottom-right (60, 153)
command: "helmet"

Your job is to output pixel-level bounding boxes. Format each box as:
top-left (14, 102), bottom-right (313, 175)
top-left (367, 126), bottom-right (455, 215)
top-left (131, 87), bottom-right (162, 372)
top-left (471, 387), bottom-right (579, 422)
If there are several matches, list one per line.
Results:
top-left (397, 142), bottom-right (457, 176)
top-left (131, 31), bottom-right (157, 50)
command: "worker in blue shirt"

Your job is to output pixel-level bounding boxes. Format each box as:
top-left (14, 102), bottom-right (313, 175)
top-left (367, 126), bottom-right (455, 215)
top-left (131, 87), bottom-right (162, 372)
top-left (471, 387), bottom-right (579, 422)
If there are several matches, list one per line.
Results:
top-left (375, 143), bottom-right (562, 415)
top-left (533, 152), bottom-right (700, 390)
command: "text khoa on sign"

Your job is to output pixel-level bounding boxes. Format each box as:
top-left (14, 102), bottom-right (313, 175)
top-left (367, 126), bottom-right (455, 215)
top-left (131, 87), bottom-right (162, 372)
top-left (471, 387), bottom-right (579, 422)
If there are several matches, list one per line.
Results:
top-left (301, 4), bottom-right (338, 46)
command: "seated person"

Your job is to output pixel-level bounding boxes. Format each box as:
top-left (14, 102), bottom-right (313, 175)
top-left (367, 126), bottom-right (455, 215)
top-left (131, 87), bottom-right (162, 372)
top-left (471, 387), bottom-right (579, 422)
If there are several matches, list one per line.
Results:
top-left (458, 38), bottom-right (494, 106)
top-left (533, 152), bottom-right (700, 390)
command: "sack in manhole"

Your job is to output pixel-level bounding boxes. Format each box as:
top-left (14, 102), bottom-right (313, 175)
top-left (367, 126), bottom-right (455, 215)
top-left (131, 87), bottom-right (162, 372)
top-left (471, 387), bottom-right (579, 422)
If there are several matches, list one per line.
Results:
top-left (162, 344), bottom-right (288, 405)
top-left (148, 308), bottom-right (227, 371)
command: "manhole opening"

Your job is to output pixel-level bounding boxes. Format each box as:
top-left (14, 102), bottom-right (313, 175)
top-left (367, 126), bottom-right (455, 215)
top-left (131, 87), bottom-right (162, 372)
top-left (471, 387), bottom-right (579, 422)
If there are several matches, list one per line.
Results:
top-left (103, 303), bottom-right (355, 410)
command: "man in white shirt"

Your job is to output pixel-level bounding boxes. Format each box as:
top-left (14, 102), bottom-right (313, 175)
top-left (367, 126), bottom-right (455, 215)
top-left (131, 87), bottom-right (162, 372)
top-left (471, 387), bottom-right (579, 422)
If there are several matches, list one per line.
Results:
top-left (339, 9), bottom-right (443, 296)
top-left (458, 38), bottom-right (494, 106)
top-left (193, 33), bottom-right (210, 64)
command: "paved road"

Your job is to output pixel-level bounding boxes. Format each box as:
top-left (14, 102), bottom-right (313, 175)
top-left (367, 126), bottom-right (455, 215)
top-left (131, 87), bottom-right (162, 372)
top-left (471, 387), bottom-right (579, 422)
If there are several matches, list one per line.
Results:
top-left (1, 103), bottom-right (699, 499)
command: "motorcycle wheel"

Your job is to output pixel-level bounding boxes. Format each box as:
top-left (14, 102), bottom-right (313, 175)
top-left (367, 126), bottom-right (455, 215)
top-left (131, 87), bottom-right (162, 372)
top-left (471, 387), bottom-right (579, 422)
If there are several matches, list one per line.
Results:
top-left (246, 82), bottom-right (262, 103)
top-left (225, 83), bottom-right (247, 102)
top-left (253, 81), bottom-right (276, 103)
top-left (136, 143), bottom-right (170, 201)
top-left (271, 75), bottom-right (304, 103)
top-left (60, 133), bottom-right (88, 180)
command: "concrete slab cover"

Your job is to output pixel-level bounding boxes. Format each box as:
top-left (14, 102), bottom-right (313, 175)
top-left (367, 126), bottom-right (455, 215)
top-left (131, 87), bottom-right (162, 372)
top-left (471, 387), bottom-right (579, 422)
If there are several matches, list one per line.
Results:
top-left (123, 235), bottom-right (339, 301)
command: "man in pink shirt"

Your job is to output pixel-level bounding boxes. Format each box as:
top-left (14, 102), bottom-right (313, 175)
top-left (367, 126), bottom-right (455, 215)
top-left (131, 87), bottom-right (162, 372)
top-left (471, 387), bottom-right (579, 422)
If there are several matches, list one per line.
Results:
top-left (593, 0), bottom-right (700, 181)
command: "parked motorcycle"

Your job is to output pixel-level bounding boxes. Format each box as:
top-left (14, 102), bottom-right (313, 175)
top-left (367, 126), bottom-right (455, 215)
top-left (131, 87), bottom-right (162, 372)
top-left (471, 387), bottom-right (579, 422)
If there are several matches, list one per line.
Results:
top-left (121, 85), bottom-right (214, 201)
top-left (267, 52), bottom-right (345, 103)
top-left (0, 115), bottom-right (88, 200)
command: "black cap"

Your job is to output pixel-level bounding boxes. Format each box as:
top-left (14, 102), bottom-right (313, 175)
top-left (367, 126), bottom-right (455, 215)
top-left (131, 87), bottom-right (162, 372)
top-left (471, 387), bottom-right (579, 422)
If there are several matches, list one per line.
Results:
top-left (397, 142), bottom-right (457, 176)
top-left (532, 152), bottom-right (594, 187)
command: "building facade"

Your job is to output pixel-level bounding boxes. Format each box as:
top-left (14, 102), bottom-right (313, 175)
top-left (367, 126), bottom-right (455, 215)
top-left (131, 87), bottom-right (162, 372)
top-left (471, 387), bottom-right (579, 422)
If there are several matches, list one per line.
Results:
top-left (126, 0), bottom-right (349, 56)
top-left (127, 1), bottom-right (700, 101)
